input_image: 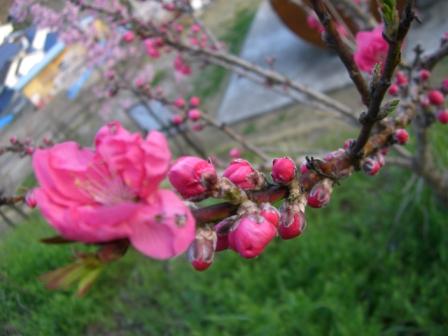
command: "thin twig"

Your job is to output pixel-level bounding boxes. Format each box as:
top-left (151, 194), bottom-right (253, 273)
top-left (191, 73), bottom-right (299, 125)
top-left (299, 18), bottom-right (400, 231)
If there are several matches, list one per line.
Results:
top-left (311, 0), bottom-right (370, 106)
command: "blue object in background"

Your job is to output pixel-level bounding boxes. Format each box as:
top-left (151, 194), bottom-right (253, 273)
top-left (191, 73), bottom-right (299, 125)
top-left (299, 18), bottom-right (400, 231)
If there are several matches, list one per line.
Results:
top-left (0, 114), bottom-right (14, 129)
top-left (67, 68), bottom-right (93, 100)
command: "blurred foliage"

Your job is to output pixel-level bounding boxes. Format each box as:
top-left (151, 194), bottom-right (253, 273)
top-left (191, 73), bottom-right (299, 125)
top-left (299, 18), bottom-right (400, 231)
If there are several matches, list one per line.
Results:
top-left (192, 8), bottom-right (256, 100)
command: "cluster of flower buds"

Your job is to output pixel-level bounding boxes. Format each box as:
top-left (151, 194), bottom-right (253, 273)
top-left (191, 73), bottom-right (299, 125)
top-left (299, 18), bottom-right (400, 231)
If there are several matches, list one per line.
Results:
top-left (414, 72), bottom-right (448, 125)
top-left (0, 136), bottom-right (52, 157)
top-left (169, 155), bottom-right (314, 270)
top-left (170, 96), bottom-right (204, 131)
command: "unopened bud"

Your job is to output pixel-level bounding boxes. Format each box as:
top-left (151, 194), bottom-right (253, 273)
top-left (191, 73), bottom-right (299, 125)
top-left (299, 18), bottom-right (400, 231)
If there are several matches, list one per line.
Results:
top-left (188, 226), bottom-right (217, 271)
top-left (307, 179), bottom-right (333, 208)
top-left (271, 157), bottom-right (296, 184)
top-left (361, 153), bottom-right (384, 176)
top-left (437, 110), bottom-right (448, 124)
top-left (388, 84), bottom-right (399, 96)
top-left (394, 128), bottom-right (409, 145)
top-left (260, 203), bottom-right (280, 228)
top-left (428, 90), bottom-right (445, 106)
top-left (229, 147), bottom-right (241, 159)
top-left (189, 96), bottom-right (201, 107)
top-left (419, 69), bottom-right (431, 81)
top-left (188, 109), bottom-right (202, 121)
top-left (25, 190), bottom-right (37, 208)
top-left (168, 156), bottom-right (217, 200)
top-left (171, 114), bottom-right (183, 125)
top-left (174, 97), bottom-right (186, 108)
top-left (279, 202), bottom-right (306, 240)
top-left (223, 159), bottom-right (265, 190)
top-left (228, 214), bottom-right (276, 258)
top-left (395, 71), bottom-right (408, 86)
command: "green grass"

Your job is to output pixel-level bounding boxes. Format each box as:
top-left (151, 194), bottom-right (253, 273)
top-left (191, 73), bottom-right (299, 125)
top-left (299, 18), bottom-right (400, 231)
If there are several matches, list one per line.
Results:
top-left (2, 164), bottom-right (447, 335)
top-left (191, 8), bottom-right (256, 100)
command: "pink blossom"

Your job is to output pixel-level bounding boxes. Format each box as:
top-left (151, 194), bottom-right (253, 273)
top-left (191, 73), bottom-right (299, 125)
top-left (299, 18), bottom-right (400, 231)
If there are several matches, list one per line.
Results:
top-left (32, 121), bottom-right (195, 260)
top-left (189, 96), bottom-right (201, 107)
top-left (188, 109), bottom-right (202, 121)
top-left (437, 110), bottom-right (448, 124)
top-left (354, 26), bottom-right (389, 73)
top-left (428, 90), bottom-right (445, 106)
top-left (122, 31), bottom-right (135, 43)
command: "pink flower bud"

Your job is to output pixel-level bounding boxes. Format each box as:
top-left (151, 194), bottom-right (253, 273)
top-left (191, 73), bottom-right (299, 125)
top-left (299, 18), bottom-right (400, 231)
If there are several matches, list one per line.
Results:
top-left (174, 23), bottom-right (184, 33)
top-left (171, 114), bottom-right (183, 125)
top-left (188, 227), bottom-right (217, 271)
top-left (9, 136), bottom-right (17, 145)
top-left (437, 110), bottom-right (448, 124)
top-left (25, 146), bottom-right (34, 155)
top-left (394, 128), bottom-right (409, 145)
top-left (428, 90), bottom-right (445, 106)
top-left (343, 138), bottom-right (355, 150)
top-left (189, 96), bottom-right (201, 107)
top-left (228, 215), bottom-right (276, 258)
top-left (362, 154), bottom-right (383, 176)
top-left (395, 71), bottom-right (408, 86)
top-left (122, 31), bottom-right (135, 43)
top-left (25, 190), bottom-right (37, 208)
top-left (271, 157), bottom-right (296, 184)
top-left (223, 159), bottom-right (264, 190)
top-left (388, 84), bottom-right (399, 96)
top-left (134, 78), bottom-right (145, 88)
top-left (188, 109), bottom-right (202, 121)
top-left (419, 69), bottom-right (431, 81)
top-left (174, 97), bottom-right (186, 108)
top-left (229, 147), bottom-right (241, 159)
top-left (279, 205), bottom-right (306, 240)
top-left (168, 156), bottom-right (217, 200)
top-left (307, 179), bottom-right (333, 208)
top-left (260, 203), bottom-right (280, 228)
top-left (191, 24), bottom-right (201, 33)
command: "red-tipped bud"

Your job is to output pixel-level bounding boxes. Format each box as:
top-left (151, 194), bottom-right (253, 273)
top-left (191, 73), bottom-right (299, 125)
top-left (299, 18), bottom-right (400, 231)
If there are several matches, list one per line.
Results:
top-left (9, 136), bottom-right (17, 145)
top-left (428, 90), bottom-right (445, 106)
top-left (343, 138), bottom-right (355, 150)
top-left (25, 146), bottom-right (34, 155)
top-left (134, 78), bottom-right (145, 88)
top-left (260, 203), bottom-right (280, 228)
top-left (228, 214), bottom-right (276, 258)
top-left (394, 128), bottom-right (409, 145)
top-left (168, 156), bottom-right (217, 200)
top-left (174, 97), bottom-right (186, 108)
top-left (395, 71), bottom-right (408, 86)
top-left (361, 153), bottom-right (384, 176)
top-left (323, 148), bottom-right (345, 161)
top-left (189, 96), bottom-right (201, 107)
top-left (171, 114), bottom-right (183, 125)
top-left (229, 147), bottom-right (241, 159)
top-left (188, 109), bottom-right (202, 121)
top-left (122, 31), bottom-right (135, 43)
top-left (419, 69), bottom-right (431, 81)
top-left (215, 216), bottom-right (237, 252)
top-left (307, 179), bottom-right (333, 208)
top-left (223, 159), bottom-right (264, 190)
top-left (437, 110), bottom-right (448, 124)
top-left (188, 226), bottom-right (217, 271)
top-left (388, 84), bottom-right (399, 96)
top-left (279, 203), bottom-right (306, 240)
top-left (271, 157), bottom-right (296, 184)
top-left (25, 190), bottom-right (37, 208)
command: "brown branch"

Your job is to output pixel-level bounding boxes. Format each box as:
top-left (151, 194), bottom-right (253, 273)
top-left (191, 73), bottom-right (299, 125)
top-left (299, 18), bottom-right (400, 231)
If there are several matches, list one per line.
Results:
top-left (0, 195), bottom-right (24, 207)
top-left (311, 0), bottom-right (370, 106)
top-left (350, 0), bottom-right (415, 158)
top-left (420, 41), bottom-right (448, 70)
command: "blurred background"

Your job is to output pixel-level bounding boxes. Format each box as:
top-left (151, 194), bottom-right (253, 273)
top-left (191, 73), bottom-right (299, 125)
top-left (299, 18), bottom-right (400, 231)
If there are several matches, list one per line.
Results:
top-left (0, 0), bottom-right (447, 335)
